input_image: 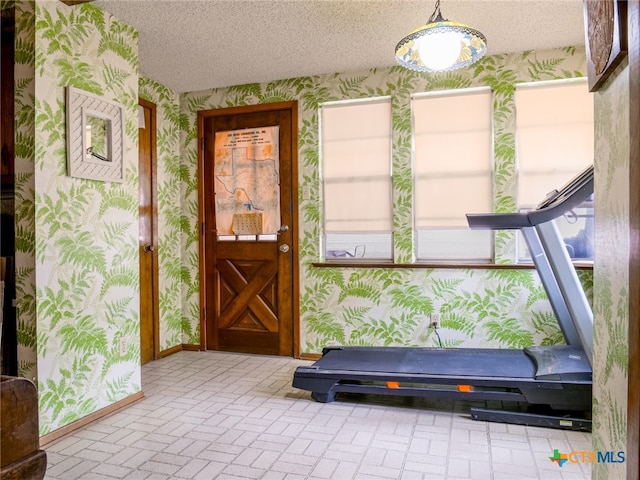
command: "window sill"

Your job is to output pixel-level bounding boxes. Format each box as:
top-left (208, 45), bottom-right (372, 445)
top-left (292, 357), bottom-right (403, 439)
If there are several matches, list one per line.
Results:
top-left (312, 261), bottom-right (594, 270)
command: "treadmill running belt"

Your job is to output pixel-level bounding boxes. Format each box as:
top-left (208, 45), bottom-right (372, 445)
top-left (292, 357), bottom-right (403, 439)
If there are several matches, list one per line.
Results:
top-left (314, 347), bottom-right (537, 379)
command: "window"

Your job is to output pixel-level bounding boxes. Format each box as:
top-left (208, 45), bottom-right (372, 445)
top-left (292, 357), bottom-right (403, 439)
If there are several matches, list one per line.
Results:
top-left (321, 98), bottom-right (393, 260)
top-left (515, 79), bottom-right (594, 261)
top-left (413, 88), bottom-right (493, 262)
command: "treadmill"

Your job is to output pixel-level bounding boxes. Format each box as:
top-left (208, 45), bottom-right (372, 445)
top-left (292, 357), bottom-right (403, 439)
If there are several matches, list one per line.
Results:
top-left (292, 165), bottom-right (594, 431)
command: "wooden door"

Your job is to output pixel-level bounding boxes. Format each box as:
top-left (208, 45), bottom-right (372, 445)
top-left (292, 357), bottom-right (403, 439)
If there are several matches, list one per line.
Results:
top-left (138, 98), bottom-right (159, 364)
top-left (199, 101), bottom-right (298, 356)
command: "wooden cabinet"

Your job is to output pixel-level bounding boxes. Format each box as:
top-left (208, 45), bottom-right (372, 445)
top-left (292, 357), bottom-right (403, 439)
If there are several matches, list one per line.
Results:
top-left (0, 376), bottom-right (47, 479)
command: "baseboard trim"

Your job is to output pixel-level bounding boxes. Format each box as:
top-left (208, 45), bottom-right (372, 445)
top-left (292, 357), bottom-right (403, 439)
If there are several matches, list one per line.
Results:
top-left (40, 391), bottom-right (144, 447)
top-left (159, 344), bottom-right (183, 358)
top-left (182, 344), bottom-right (201, 351)
top-left (299, 353), bottom-right (321, 361)
top-left (158, 344), bottom-right (201, 359)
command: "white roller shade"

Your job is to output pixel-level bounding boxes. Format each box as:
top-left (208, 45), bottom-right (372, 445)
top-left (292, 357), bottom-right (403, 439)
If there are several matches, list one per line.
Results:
top-left (413, 88), bottom-right (493, 227)
top-left (516, 80), bottom-right (594, 208)
top-left (322, 99), bottom-right (392, 232)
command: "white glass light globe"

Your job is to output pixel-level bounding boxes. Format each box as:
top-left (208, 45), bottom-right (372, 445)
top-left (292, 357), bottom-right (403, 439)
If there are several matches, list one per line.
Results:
top-left (417, 30), bottom-right (462, 71)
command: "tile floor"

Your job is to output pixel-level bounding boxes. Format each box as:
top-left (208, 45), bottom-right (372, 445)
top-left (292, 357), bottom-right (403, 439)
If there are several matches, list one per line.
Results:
top-left (43, 350), bottom-right (592, 480)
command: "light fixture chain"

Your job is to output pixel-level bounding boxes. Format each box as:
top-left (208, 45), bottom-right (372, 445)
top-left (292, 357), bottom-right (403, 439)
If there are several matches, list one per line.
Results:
top-left (428, 0), bottom-right (441, 23)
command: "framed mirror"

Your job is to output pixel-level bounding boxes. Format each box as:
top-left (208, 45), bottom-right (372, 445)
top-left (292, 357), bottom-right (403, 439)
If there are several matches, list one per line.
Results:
top-left (84, 111), bottom-right (111, 163)
top-left (66, 86), bottom-right (124, 182)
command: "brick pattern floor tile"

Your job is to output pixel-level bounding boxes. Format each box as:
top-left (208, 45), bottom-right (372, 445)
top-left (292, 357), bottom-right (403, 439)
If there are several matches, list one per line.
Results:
top-left (43, 351), bottom-right (591, 480)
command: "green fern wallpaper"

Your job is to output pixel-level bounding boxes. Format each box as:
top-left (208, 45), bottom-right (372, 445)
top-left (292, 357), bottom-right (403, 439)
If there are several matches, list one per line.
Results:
top-left (591, 61), bottom-right (630, 480)
top-left (179, 48), bottom-right (592, 354)
top-left (14, 0), bottom-right (141, 435)
top-left (12, 0), bottom-right (38, 382)
top-left (10, 1), bottom-right (615, 446)
top-left (138, 77), bottom-right (185, 349)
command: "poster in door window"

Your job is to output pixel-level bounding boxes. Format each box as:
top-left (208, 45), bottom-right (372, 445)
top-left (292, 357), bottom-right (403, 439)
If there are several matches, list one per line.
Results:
top-left (213, 126), bottom-right (281, 235)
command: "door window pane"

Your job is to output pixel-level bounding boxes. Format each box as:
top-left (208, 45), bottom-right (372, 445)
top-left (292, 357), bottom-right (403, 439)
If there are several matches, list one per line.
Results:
top-left (213, 126), bottom-right (281, 238)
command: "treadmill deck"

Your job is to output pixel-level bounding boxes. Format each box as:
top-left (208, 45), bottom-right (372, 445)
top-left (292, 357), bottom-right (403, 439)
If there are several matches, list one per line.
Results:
top-left (308, 346), bottom-right (537, 378)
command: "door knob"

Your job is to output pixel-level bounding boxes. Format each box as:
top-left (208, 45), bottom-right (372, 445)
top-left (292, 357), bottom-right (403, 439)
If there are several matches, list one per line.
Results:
top-left (144, 244), bottom-right (155, 252)
top-left (279, 244), bottom-right (290, 253)
top-left (277, 224), bottom-right (289, 235)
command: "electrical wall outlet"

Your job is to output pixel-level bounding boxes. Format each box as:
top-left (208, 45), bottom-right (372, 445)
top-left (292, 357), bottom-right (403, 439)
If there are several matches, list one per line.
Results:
top-left (430, 312), bottom-right (441, 329)
top-left (118, 337), bottom-right (128, 356)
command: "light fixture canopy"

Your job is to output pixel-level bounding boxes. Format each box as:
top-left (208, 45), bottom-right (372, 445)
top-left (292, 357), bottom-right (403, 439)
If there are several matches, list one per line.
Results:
top-left (395, 0), bottom-right (487, 73)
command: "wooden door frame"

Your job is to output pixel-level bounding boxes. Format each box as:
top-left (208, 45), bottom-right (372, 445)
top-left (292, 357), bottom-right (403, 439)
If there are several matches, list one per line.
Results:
top-left (197, 101), bottom-right (300, 357)
top-left (139, 97), bottom-right (160, 362)
top-left (628, 1), bottom-right (639, 478)
top-left (1, 5), bottom-right (17, 376)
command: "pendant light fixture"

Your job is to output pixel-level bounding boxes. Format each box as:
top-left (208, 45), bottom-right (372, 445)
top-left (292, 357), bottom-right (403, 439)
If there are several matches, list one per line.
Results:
top-left (395, 0), bottom-right (487, 73)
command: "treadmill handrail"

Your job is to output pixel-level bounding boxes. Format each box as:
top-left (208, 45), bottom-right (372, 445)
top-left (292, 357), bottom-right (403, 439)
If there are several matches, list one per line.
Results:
top-left (466, 165), bottom-right (594, 230)
top-left (536, 165), bottom-right (594, 209)
top-left (465, 164), bottom-right (594, 368)
top-left (529, 173), bottom-right (593, 225)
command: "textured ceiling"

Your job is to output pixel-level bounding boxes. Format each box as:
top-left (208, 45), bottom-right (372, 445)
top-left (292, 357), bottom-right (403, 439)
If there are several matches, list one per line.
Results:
top-left (91, 0), bottom-right (586, 93)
